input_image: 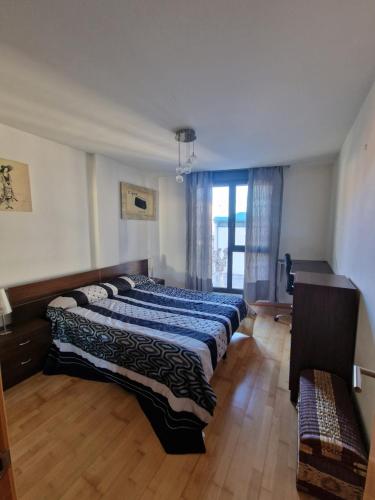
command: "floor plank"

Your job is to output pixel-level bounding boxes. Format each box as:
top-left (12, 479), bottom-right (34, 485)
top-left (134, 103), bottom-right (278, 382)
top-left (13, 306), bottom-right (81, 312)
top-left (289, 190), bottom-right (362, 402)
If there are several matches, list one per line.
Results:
top-left (5, 313), bottom-right (311, 499)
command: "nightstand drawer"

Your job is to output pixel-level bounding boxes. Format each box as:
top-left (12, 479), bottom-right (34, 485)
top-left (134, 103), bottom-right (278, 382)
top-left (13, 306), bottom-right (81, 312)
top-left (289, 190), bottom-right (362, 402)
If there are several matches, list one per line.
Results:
top-left (0, 330), bottom-right (50, 363)
top-left (0, 319), bottom-right (51, 389)
top-left (151, 277), bottom-right (165, 285)
top-left (1, 354), bottom-right (47, 389)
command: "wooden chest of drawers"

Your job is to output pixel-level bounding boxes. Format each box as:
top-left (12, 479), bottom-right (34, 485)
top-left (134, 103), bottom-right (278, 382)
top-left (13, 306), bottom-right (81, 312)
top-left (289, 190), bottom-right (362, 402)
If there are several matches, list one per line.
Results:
top-left (289, 272), bottom-right (359, 403)
top-left (0, 319), bottom-right (51, 389)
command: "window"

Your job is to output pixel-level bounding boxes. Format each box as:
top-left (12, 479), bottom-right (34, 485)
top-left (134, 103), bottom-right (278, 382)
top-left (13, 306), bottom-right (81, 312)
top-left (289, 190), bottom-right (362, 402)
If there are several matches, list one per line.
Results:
top-left (211, 170), bottom-right (248, 292)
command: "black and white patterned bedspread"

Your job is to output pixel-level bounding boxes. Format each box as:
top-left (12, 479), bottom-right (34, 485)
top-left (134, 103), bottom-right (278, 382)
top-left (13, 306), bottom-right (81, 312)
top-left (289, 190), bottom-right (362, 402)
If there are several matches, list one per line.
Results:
top-left (45, 283), bottom-right (248, 453)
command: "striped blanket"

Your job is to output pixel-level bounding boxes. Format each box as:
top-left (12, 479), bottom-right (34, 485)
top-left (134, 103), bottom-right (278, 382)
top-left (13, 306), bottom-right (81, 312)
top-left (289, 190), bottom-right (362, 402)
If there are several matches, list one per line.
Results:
top-left (45, 280), bottom-right (247, 454)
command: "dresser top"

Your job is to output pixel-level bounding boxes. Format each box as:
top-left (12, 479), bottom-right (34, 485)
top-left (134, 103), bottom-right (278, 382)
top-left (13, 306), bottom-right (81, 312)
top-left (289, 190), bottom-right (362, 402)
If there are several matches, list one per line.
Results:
top-left (293, 271), bottom-right (356, 290)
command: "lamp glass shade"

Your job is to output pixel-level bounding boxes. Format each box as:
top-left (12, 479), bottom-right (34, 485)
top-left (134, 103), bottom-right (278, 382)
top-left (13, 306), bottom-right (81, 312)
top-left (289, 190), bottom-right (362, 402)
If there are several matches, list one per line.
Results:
top-left (0, 288), bottom-right (12, 315)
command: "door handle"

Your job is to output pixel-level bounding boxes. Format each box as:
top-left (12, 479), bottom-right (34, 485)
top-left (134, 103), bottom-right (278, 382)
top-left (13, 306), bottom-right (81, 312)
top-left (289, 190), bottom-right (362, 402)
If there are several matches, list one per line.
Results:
top-left (0, 449), bottom-right (11, 480)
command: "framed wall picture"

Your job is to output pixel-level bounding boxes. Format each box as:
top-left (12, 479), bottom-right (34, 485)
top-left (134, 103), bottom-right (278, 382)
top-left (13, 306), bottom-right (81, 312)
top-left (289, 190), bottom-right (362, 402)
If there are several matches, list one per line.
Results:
top-left (0, 157), bottom-right (32, 212)
top-left (121, 182), bottom-right (157, 220)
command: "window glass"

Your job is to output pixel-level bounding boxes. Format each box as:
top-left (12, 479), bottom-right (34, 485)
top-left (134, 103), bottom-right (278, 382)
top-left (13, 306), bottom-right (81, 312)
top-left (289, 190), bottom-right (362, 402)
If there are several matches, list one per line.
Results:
top-left (232, 252), bottom-right (245, 289)
top-left (235, 185), bottom-right (247, 246)
top-left (212, 186), bottom-right (229, 288)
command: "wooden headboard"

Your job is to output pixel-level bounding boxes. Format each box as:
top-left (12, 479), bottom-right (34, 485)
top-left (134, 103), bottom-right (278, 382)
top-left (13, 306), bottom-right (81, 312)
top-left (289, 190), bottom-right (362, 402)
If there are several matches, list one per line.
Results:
top-left (7, 259), bottom-right (148, 324)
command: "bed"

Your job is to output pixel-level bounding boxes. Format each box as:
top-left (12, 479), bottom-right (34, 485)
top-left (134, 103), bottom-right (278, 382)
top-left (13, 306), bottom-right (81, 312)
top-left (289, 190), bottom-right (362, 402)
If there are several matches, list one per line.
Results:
top-left (6, 260), bottom-right (249, 454)
top-left (44, 275), bottom-right (248, 454)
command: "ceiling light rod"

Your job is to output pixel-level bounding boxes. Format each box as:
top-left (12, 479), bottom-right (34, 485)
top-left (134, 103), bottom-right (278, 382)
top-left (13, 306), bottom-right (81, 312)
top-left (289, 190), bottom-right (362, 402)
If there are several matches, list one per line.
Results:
top-left (175, 128), bottom-right (197, 183)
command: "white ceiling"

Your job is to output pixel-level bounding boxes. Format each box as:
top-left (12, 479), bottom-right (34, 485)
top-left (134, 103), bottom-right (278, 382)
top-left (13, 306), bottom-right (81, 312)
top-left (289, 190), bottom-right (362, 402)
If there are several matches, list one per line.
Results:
top-left (1, 0), bottom-right (375, 172)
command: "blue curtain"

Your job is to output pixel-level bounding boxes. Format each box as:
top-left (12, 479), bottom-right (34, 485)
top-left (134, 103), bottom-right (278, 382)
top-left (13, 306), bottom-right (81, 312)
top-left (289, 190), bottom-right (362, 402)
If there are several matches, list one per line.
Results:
top-left (186, 171), bottom-right (213, 291)
top-left (244, 167), bottom-right (283, 303)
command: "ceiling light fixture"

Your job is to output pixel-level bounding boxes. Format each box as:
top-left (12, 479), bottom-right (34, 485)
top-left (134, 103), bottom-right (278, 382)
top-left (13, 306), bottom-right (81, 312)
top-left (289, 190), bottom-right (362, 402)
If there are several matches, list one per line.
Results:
top-left (175, 128), bottom-right (197, 183)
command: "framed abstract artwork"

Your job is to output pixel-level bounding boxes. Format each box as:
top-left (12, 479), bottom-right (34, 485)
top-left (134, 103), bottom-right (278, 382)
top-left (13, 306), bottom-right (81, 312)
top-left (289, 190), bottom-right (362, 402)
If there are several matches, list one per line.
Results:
top-left (120, 182), bottom-right (157, 220)
top-left (0, 157), bottom-right (32, 212)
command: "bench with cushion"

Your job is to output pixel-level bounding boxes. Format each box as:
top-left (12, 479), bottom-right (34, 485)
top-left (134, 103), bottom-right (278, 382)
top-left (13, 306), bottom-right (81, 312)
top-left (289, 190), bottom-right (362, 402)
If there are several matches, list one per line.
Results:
top-left (297, 369), bottom-right (368, 499)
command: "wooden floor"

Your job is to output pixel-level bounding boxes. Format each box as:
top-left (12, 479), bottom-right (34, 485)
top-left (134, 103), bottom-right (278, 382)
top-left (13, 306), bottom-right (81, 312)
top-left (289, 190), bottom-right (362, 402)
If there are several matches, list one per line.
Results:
top-left (5, 313), bottom-right (311, 500)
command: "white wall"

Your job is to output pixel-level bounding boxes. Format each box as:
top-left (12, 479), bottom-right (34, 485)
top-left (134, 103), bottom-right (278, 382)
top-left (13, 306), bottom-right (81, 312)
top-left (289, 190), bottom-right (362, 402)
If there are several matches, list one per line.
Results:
top-left (0, 123), bottom-right (161, 291)
top-left (158, 177), bottom-right (186, 287)
top-left (279, 162), bottom-right (333, 260)
top-left (92, 155), bottom-right (160, 268)
top-left (330, 78), bottom-right (375, 438)
top-left (0, 123), bottom-right (92, 287)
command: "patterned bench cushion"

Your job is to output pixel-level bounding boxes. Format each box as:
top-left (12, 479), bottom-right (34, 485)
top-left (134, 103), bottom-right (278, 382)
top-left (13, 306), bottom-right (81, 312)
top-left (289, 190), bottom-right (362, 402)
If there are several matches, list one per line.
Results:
top-left (297, 369), bottom-right (368, 500)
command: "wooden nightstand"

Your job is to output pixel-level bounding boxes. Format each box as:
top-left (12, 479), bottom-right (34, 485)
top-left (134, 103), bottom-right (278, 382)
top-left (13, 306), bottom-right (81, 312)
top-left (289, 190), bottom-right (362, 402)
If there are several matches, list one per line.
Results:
top-left (151, 277), bottom-right (165, 285)
top-left (0, 319), bottom-right (51, 390)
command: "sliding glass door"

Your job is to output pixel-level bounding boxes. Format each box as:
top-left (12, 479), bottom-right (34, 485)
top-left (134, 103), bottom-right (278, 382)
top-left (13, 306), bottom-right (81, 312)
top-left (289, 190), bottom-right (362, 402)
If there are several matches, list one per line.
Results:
top-left (211, 170), bottom-right (248, 293)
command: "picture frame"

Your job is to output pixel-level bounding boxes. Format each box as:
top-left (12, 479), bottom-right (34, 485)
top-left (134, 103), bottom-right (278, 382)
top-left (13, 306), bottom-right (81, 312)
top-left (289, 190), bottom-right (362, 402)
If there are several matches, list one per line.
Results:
top-left (0, 157), bottom-right (32, 212)
top-left (120, 182), bottom-right (157, 220)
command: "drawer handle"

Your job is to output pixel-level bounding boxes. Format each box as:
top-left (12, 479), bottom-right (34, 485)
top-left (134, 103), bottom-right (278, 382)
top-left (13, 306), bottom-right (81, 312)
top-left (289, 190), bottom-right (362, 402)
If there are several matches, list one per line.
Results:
top-left (20, 358), bottom-right (32, 366)
top-left (19, 339), bottom-right (31, 346)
